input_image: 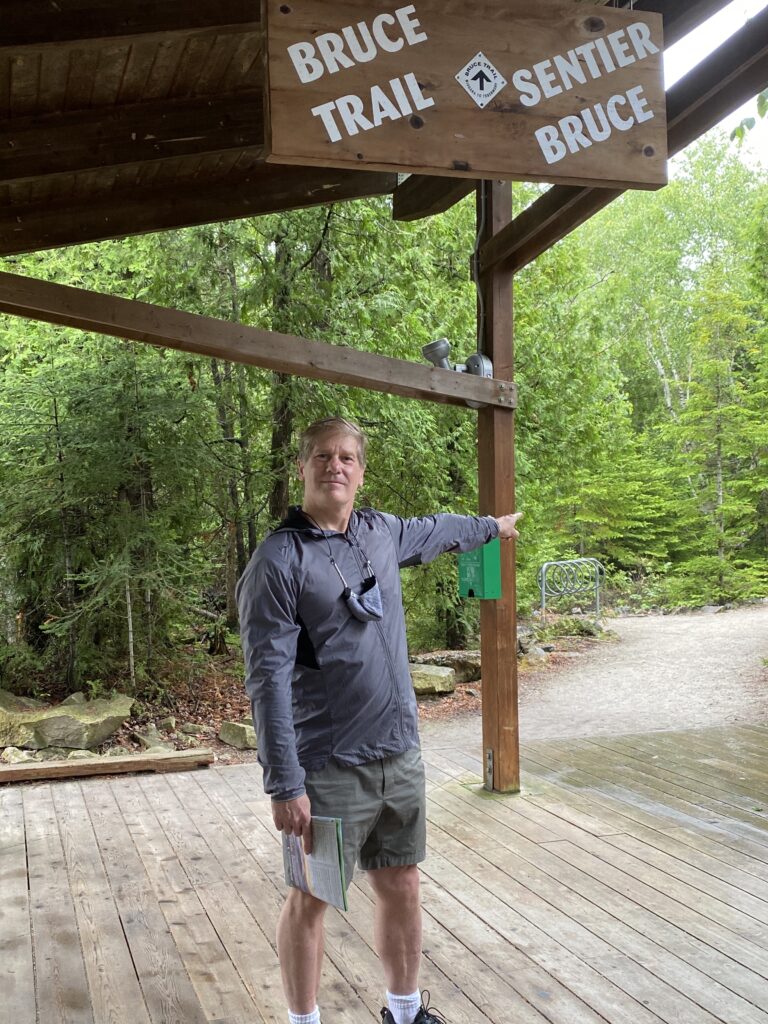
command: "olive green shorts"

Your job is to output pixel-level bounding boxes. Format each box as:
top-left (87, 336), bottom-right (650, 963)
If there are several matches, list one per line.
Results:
top-left (303, 748), bottom-right (426, 885)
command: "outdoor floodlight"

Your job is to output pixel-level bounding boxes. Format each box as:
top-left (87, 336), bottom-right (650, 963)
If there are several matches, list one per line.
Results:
top-left (422, 338), bottom-right (493, 378)
top-left (421, 338), bottom-right (454, 370)
top-left (421, 338), bottom-right (494, 408)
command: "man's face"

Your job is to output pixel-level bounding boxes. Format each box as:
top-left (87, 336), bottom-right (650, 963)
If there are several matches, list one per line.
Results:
top-left (298, 432), bottom-right (365, 512)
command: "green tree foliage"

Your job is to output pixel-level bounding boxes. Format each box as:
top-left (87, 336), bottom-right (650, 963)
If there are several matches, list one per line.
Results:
top-left (0, 133), bottom-right (765, 695)
top-left (578, 136), bottom-right (768, 604)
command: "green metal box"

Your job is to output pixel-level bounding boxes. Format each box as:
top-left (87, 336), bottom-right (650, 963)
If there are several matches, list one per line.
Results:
top-left (458, 538), bottom-right (502, 599)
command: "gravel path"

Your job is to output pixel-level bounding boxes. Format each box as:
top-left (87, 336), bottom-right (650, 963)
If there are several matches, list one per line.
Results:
top-left (420, 603), bottom-right (768, 748)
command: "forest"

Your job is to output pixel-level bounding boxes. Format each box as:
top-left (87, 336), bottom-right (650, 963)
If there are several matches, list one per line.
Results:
top-left (0, 133), bottom-right (766, 699)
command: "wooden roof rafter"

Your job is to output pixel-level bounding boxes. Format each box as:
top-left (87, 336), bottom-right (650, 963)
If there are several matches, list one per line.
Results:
top-left (0, 0), bottom-right (259, 49)
top-left (0, 164), bottom-right (398, 257)
top-left (0, 0), bottom-right (766, 258)
top-left (0, 0), bottom-right (398, 256)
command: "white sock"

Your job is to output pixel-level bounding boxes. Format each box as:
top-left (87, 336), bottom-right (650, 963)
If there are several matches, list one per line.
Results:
top-left (387, 990), bottom-right (421, 1024)
top-left (288, 1008), bottom-right (320, 1024)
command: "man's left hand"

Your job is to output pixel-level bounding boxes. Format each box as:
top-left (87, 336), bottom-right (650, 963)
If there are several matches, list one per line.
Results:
top-left (495, 512), bottom-right (523, 539)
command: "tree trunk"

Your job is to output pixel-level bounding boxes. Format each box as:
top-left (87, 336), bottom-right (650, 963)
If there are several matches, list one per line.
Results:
top-left (210, 356), bottom-right (243, 625)
top-left (51, 392), bottom-right (77, 688)
top-left (268, 373), bottom-right (294, 524)
top-left (236, 364), bottom-right (258, 557)
top-left (268, 227), bottom-right (296, 525)
top-left (125, 580), bottom-right (136, 691)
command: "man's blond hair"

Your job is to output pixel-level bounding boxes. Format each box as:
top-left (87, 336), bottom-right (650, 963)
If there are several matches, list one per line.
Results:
top-left (298, 417), bottom-right (368, 466)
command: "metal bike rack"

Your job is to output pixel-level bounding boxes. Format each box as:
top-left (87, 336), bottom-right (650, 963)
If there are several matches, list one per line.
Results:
top-left (537, 558), bottom-right (606, 619)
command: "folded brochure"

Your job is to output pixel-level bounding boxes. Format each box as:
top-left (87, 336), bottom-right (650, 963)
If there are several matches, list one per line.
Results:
top-left (282, 815), bottom-right (348, 911)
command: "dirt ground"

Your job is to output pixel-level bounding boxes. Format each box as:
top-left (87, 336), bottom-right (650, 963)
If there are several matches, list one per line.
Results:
top-left (103, 603), bottom-right (768, 765)
top-left (419, 602), bottom-right (768, 750)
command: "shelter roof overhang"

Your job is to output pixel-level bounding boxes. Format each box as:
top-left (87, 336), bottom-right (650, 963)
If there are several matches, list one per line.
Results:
top-left (0, 0), bottom-right (766, 259)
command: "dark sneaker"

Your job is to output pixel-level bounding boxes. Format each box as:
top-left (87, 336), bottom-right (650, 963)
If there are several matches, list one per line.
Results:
top-left (380, 992), bottom-right (447, 1024)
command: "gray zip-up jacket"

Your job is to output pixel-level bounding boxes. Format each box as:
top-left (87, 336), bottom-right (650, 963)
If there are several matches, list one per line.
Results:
top-left (236, 506), bottom-right (500, 800)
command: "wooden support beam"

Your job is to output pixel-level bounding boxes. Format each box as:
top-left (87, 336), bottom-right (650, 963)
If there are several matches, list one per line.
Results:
top-left (477, 181), bottom-right (519, 794)
top-left (0, 748), bottom-right (214, 784)
top-left (392, 176), bottom-right (475, 223)
top-left (0, 271), bottom-right (519, 410)
top-left (0, 93), bottom-right (264, 185)
top-left (480, 6), bottom-right (768, 275)
top-left (0, 166), bottom-right (397, 257)
top-left (0, 1), bottom-right (258, 50)
top-left (391, 0), bottom-right (731, 223)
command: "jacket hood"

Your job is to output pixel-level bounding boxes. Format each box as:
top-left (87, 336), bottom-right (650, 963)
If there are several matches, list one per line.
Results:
top-left (273, 506), bottom-right (317, 534)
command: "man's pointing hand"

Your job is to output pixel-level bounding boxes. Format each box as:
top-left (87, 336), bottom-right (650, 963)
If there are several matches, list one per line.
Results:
top-left (495, 512), bottom-right (523, 539)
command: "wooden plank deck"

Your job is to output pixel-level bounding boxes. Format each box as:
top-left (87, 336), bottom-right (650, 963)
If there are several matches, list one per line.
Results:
top-left (2, 723), bottom-right (767, 1024)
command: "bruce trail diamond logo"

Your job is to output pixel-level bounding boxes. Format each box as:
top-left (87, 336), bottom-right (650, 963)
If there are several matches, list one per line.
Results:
top-left (455, 52), bottom-right (507, 109)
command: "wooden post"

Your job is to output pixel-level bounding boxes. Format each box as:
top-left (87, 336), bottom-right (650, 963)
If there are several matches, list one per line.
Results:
top-left (477, 180), bottom-right (519, 793)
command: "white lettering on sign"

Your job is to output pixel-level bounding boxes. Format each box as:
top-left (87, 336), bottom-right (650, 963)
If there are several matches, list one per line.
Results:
top-left (535, 85), bottom-right (654, 164)
top-left (311, 73), bottom-right (434, 142)
top-left (287, 4), bottom-right (428, 83)
top-left (511, 23), bottom-right (659, 107)
top-left (280, 1), bottom-right (661, 171)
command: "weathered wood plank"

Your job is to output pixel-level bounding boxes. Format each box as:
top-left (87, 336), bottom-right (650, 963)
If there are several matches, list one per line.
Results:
top-left (0, 2), bottom-right (259, 50)
top-left (23, 783), bottom-right (95, 1024)
top-left (522, 736), bottom-right (768, 848)
top-left (519, 758), bottom-right (768, 884)
top-left (109, 777), bottom-right (265, 1023)
top-left (51, 782), bottom-right (152, 1024)
top-left (81, 780), bottom-right (211, 1024)
top-left (0, 160), bottom-right (395, 255)
top-left (9, 52), bottom-right (40, 119)
top-left (0, 270), bottom-right (516, 409)
top-left (161, 769), bottom-right (377, 1023)
top-left (568, 737), bottom-right (768, 839)
top-left (428, 797), bottom-right (761, 1024)
top-left (7, 725), bottom-right (768, 1024)
top-left (64, 47), bottom-right (100, 111)
top-left (421, 835), bottom-right (667, 1024)
top-left (0, 748), bottom-right (214, 784)
top-left (432, 785), bottom-right (768, 1016)
top-left (0, 787), bottom-right (36, 1022)
top-left (0, 92), bottom-right (264, 184)
top-left (589, 738), bottom-right (768, 820)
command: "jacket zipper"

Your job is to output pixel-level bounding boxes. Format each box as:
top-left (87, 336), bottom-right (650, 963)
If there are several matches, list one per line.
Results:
top-left (348, 536), bottom-right (405, 743)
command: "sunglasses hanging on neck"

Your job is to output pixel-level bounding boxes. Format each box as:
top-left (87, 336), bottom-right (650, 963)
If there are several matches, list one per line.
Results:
top-left (329, 555), bottom-right (383, 622)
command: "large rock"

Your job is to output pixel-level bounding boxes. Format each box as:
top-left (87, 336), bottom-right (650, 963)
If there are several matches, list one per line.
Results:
top-left (219, 720), bottom-right (257, 750)
top-left (132, 723), bottom-right (167, 750)
top-left (410, 664), bottom-right (455, 696)
top-left (0, 689), bottom-right (133, 750)
top-left (410, 650), bottom-right (480, 684)
top-left (1, 746), bottom-right (39, 764)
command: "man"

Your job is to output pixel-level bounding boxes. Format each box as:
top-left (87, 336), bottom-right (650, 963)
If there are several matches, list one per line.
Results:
top-left (237, 416), bottom-right (521, 1024)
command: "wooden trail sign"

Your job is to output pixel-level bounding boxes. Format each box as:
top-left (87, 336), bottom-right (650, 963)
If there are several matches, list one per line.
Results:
top-left (265, 0), bottom-right (667, 190)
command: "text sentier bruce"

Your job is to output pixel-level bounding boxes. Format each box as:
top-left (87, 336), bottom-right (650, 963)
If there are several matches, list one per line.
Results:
top-left (284, 4), bottom-right (660, 165)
